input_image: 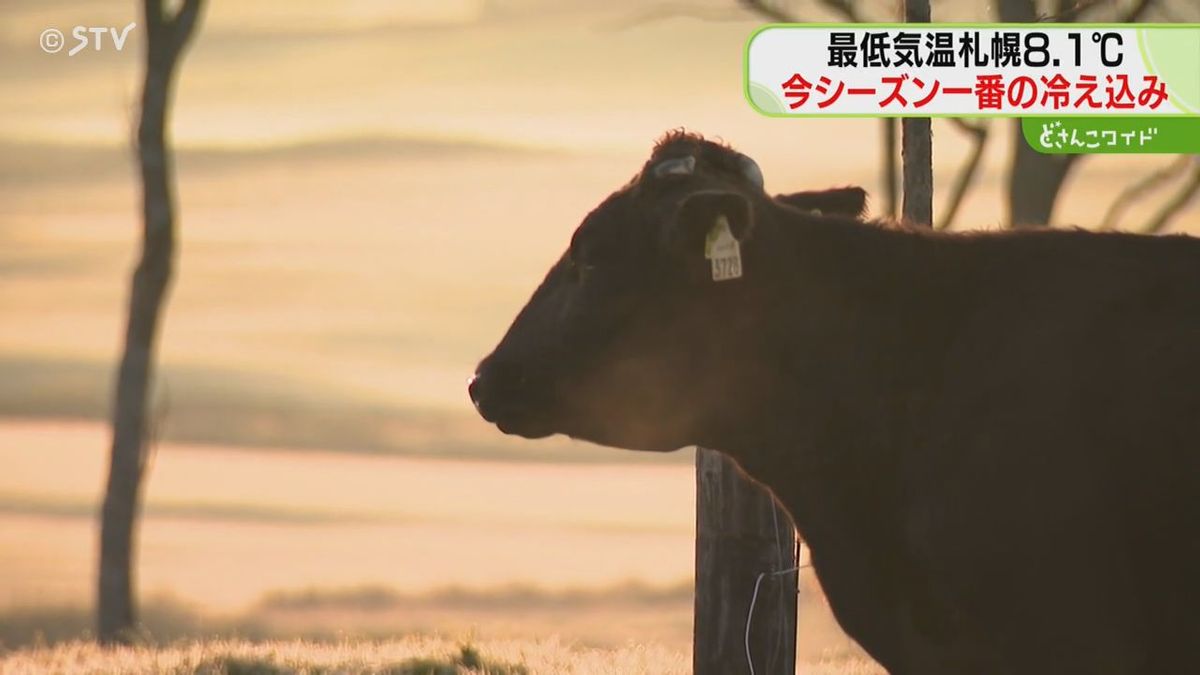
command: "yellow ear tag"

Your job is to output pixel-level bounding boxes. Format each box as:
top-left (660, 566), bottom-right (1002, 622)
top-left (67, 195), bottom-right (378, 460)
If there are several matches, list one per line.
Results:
top-left (704, 215), bottom-right (742, 282)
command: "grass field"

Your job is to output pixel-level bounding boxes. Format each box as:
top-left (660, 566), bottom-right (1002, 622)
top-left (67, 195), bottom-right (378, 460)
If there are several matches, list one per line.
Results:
top-left (0, 637), bottom-right (886, 675)
top-left (0, 638), bottom-right (678, 675)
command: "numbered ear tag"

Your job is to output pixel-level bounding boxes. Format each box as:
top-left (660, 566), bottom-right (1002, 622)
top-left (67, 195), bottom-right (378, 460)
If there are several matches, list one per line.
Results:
top-left (704, 216), bottom-right (742, 282)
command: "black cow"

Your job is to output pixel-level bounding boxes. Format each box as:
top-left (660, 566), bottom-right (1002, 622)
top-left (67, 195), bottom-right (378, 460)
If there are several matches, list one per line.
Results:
top-left (469, 131), bottom-right (1200, 675)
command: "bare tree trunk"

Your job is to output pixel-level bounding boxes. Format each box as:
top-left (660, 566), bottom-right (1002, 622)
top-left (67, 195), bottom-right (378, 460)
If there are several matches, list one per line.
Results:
top-left (998, 0), bottom-right (1078, 228)
top-left (98, 0), bottom-right (202, 646)
top-left (1007, 145), bottom-right (1078, 227)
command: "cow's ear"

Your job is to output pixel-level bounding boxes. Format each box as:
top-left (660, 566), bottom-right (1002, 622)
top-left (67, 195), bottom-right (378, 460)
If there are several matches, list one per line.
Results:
top-left (775, 186), bottom-right (867, 218)
top-left (664, 190), bottom-right (753, 257)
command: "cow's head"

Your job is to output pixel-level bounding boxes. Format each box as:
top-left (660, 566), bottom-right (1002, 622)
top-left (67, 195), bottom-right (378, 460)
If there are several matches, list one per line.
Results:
top-left (469, 131), bottom-right (867, 452)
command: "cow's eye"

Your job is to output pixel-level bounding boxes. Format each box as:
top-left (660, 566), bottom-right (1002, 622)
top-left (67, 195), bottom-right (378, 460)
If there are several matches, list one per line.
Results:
top-left (566, 250), bottom-right (595, 283)
top-left (572, 258), bottom-right (595, 283)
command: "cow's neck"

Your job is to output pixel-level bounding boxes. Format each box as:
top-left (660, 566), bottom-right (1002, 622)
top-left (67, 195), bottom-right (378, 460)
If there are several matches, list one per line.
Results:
top-left (706, 209), bottom-right (957, 550)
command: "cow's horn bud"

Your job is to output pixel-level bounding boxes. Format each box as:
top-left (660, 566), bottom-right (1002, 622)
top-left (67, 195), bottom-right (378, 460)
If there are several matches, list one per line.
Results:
top-left (736, 153), bottom-right (764, 190)
top-left (651, 155), bottom-right (696, 178)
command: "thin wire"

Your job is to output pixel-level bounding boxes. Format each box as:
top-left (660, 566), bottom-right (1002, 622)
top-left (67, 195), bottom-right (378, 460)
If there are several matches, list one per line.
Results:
top-left (745, 565), bottom-right (801, 675)
top-left (745, 504), bottom-right (808, 675)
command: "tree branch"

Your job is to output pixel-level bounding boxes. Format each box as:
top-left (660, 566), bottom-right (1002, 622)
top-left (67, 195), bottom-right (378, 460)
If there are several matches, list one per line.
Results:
top-left (1098, 154), bottom-right (1191, 231)
top-left (1140, 157), bottom-right (1200, 235)
top-left (1038, 0), bottom-right (1112, 22)
top-left (740, 0), bottom-right (865, 23)
top-left (1039, 0), bottom-right (1157, 22)
top-left (739, 0), bottom-right (798, 22)
top-left (170, 0), bottom-right (204, 52)
top-left (999, 0), bottom-right (1038, 23)
top-left (143, 0), bottom-right (203, 71)
top-left (816, 0), bottom-right (864, 22)
top-left (936, 119), bottom-right (990, 231)
top-left (1122, 0), bottom-right (1156, 22)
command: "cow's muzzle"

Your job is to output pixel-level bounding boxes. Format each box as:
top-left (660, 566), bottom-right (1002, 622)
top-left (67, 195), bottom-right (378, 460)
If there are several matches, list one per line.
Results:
top-left (468, 358), bottom-right (556, 439)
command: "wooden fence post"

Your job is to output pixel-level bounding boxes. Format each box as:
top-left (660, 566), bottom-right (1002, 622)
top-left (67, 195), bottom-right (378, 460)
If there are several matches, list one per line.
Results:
top-left (694, 447), bottom-right (797, 674)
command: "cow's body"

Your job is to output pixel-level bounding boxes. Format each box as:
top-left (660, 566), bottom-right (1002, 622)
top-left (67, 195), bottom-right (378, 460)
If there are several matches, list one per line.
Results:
top-left (470, 132), bottom-right (1200, 674)
top-left (721, 221), bottom-right (1200, 674)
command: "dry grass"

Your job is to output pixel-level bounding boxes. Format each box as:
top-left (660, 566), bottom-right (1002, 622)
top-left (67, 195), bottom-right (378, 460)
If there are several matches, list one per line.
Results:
top-left (0, 637), bottom-right (684, 675)
top-left (0, 638), bottom-right (885, 675)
